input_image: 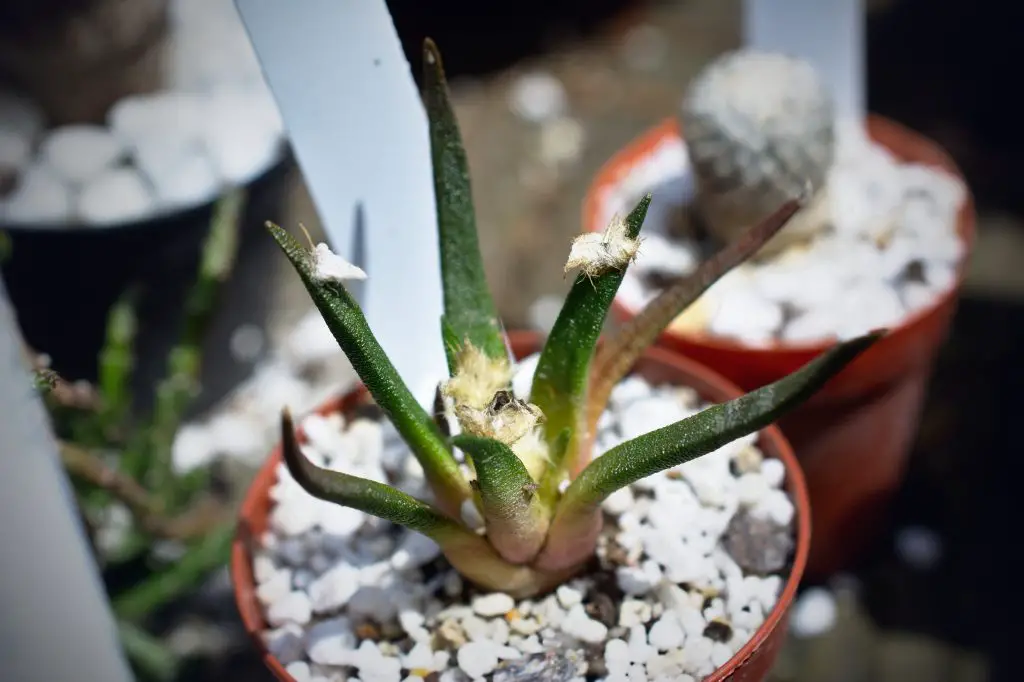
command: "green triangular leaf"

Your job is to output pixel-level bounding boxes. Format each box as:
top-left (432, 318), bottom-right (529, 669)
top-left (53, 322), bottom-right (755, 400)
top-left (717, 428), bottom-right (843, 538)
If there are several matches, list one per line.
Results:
top-left (531, 195), bottom-right (651, 487)
top-left (281, 410), bottom-right (462, 535)
top-left (423, 39), bottom-right (505, 364)
top-left (560, 330), bottom-right (883, 511)
top-left (268, 223), bottom-right (470, 515)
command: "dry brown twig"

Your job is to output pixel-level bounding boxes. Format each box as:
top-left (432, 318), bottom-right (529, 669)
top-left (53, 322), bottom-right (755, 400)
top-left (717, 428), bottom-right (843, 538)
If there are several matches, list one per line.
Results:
top-left (58, 441), bottom-right (228, 541)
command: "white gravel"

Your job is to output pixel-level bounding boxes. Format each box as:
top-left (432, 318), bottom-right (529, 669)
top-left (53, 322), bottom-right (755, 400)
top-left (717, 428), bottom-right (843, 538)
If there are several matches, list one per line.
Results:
top-left (600, 121), bottom-right (967, 347)
top-left (251, 353), bottom-right (798, 681)
top-left (789, 587), bottom-right (837, 638)
top-left (170, 309), bottom-right (356, 475)
top-left (0, 0), bottom-right (284, 226)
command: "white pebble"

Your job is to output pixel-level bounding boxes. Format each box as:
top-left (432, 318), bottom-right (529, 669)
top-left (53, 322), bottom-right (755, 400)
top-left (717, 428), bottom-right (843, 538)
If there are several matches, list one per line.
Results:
top-left (170, 423), bottom-right (217, 474)
top-left (619, 599), bottom-right (653, 628)
top-left (750, 488), bottom-right (795, 527)
top-left (78, 168), bottom-right (155, 225)
top-left (39, 125), bottom-right (125, 185)
top-left (203, 90), bottom-right (283, 184)
top-left (149, 151), bottom-right (222, 209)
top-left (392, 531), bottom-right (442, 570)
top-left (285, 661), bottom-right (312, 681)
top-left (760, 458), bottom-right (786, 488)
top-left (223, 327), bottom-right (263, 367)
top-left (508, 72), bottom-right (567, 123)
top-left (264, 624), bottom-right (305, 665)
top-left (680, 636), bottom-right (715, 676)
top-left (401, 642), bottom-right (436, 671)
top-left (4, 163), bottom-right (73, 223)
top-left (790, 587), bottom-right (837, 637)
top-left (648, 614), bottom-right (687, 650)
top-left (616, 563), bottom-right (660, 596)
top-left (256, 567), bottom-right (292, 605)
top-left (710, 642), bottom-right (734, 667)
top-left (353, 640), bottom-right (402, 682)
top-left (457, 641), bottom-right (499, 679)
top-left (560, 604), bottom-right (608, 644)
top-left (319, 503), bottom-right (365, 537)
top-left (626, 624), bottom-right (656, 664)
top-left (556, 585), bottom-right (584, 609)
top-left (471, 593), bottom-right (515, 617)
top-left (511, 353), bottom-right (541, 400)
top-left (707, 290), bottom-right (783, 346)
top-left (637, 231), bottom-right (698, 276)
top-left (619, 395), bottom-right (692, 440)
top-left (271, 499), bottom-right (320, 537)
top-left (308, 563), bottom-right (361, 613)
top-left (605, 638), bottom-right (630, 672)
top-left (109, 92), bottom-right (206, 145)
top-left (306, 617), bottom-right (357, 666)
top-left (539, 118), bottom-right (586, 167)
top-left (603, 487), bottom-right (636, 516)
top-left (266, 590), bottom-right (312, 626)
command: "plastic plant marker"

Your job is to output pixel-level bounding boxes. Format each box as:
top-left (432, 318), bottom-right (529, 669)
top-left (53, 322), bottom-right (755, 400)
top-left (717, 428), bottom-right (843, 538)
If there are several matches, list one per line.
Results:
top-left (742, 0), bottom-right (866, 126)
top-left (0, 280), bottom-right (133, 682)
top-left (235, 0), bottom-right (447, 407)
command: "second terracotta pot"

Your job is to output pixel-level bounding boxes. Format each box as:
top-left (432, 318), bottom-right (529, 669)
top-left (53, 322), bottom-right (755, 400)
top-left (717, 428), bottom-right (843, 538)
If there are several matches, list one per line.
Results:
top-left (583, 116), bottom-right (975, 577)
top-left (232, 330), bottom-right (810, 682)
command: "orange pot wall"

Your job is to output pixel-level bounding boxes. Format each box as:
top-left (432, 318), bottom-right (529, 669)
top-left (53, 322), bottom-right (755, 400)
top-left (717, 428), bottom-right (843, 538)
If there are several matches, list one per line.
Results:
top-left (583, 116), bottom-right (976, 576)
top-left (232, 331), bottom-right (811, 682)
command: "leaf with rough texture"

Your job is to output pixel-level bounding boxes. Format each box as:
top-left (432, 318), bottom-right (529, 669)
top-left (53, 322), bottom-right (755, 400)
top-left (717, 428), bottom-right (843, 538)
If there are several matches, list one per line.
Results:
top-left (587, 197), bottom-right (805, 438)
top-left (531, 195), bottom-right (651, 489)
top-left (281, 410), bottom-right (462, 536)
top-left (539, 330), bottom-right (883, 571)
top-left (440, 315), bottom-right (461, 375)
top-left (268, 223), bottom-right (470, 516)
top-left (452, 434), bottom-right (549, 563)
top-left (423, 38), bottom-right (504, 362)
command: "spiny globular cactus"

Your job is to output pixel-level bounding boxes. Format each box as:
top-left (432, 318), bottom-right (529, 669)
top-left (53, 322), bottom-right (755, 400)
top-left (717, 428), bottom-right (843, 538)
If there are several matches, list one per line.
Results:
top-left (680, 49), bottom-right (836, 257)
top-left (266, 39), bottom-right (882, 599)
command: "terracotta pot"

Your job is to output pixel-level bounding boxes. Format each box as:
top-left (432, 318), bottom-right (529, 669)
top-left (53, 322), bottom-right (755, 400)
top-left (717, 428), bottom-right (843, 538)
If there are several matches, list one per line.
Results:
top-left (232, 330), bottom-right (811, 682)
top-left (583, 116), bottom-right (976, 577)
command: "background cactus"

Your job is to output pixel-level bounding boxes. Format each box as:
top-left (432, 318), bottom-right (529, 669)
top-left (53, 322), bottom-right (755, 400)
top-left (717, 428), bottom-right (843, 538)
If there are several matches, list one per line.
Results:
top-left (269, 39), bottom-right (880, 600)
top-left (679, 49), bottom-right (836, 257)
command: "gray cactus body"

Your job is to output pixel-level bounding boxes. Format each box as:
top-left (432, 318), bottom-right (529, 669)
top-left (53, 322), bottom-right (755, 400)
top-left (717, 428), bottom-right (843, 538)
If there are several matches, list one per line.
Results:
top-left (680, 50), bottom-right (836, 255)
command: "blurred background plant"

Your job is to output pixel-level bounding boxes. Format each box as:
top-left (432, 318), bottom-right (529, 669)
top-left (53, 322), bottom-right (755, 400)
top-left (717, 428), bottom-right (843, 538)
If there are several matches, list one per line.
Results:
top-left (28, 190), bottom-right (243, 681)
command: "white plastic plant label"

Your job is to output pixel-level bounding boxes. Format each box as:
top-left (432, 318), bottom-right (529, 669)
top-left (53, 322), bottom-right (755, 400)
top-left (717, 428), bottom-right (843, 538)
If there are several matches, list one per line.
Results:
top-left (742, 0), bottom-right (866, 126)
top-left (235, 0), bottom-right (447, 407)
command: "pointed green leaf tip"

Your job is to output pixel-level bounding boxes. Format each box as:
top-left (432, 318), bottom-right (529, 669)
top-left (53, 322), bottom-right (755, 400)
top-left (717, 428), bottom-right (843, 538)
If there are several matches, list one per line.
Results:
top-left (452, 434), bottom-right (549, 563)
top-left (531, 195), bottom-right (652, 488)
top-left (266, 222), bottom-right (471, 516)
top-left (280, 409), bottom-right (459, 536)
top-left (423, 38), bottom-right (505, 363)
top-left (421, 38), bottom-right (505, 360)
top-left (561, 330), bottom-right (884, 510)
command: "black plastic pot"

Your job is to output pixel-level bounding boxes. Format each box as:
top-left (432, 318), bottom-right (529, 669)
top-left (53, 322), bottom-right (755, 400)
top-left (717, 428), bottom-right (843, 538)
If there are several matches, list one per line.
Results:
top-left (0, 153), bottom-right (295, 411)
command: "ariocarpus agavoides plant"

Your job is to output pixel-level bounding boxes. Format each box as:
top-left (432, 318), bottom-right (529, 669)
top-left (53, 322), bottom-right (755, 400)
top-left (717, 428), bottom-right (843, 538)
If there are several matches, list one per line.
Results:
top-left (266, 39), bottom-right (883, 600)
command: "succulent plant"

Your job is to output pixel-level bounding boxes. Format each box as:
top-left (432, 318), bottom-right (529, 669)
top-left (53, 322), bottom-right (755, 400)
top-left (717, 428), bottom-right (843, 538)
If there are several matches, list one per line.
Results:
top-left (269, 39), bottom-right (881, 599)
top-left (680, 49), bottom-right (836, 256)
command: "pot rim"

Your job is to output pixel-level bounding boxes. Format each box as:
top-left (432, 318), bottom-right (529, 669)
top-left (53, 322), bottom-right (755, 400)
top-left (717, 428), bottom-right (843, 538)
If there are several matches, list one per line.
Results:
top-left (583, 115), bottom-right (977, 359)
top-left (231, 330), bottom-right (811, 681)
